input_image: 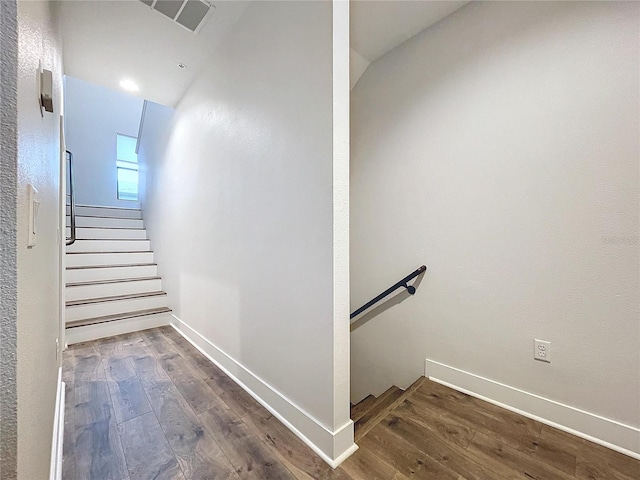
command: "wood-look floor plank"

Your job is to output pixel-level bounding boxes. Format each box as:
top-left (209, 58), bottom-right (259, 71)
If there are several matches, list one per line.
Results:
top-left (103, 356), bottom-right (152, 424)
top-left (135, 355), bottom-right (238, 480)
top-left (162, 328), bottom-right (265, 416)
top-left (360, 422), bottom-right (459, 480)
top-left (74, 348), bottom-right (106, 385)
top-left (73, 381), bottom-right (129, 480)
top-left (130, 351), bottom-right (172, 387)
top-left (411, 383), bottom-right (542, 455)
top-left (199, 401), bottom-right (296, 479)
top-left (94, 332), bottom-right (150, 358)
top-left (407, 386), bottom-right (578, 477)
top-left (173, 428), bottom-right (240, 480)
top-left (156, 325), bottom-right (186, 347)
top-left (74, 381), bottom-right (113, 428)
top-left (393, 397), bottom-right (475, 448)
top-left (208, 372), bottom-right (263, 417)
top-left (160, 331), bottom-right (264, 417)
top-left (141, 328), bottom-right (175, 357)
top-left (379, 413), bottom-right (512, 480)
top-left (321, 467), bottom-right (357, 480)
top-left (118, 412), bottom-right (184, 480)
top-left (339, 445), bottom-right (409, 480)
top-left (527, 425), bottom-right (578, 476)
top-left (62, 350), bottom-right (77, 480)
top-left (467, 432), bottom-right (575, 480)
top-left (158, 351), bottom-right (221, 414)
top-left (574, 434), bottom-right (639, 480)
top-left (241, 407), bottom-right (333, 480)
top-left (418, 381), bottom-right (543, 437)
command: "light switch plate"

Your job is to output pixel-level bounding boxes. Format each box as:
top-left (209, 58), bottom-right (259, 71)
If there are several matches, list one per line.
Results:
top-left (28, 184), bottom-right (39, 247)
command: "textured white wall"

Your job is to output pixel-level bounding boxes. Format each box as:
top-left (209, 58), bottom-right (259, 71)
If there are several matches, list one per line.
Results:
top-left (0, 2), bottom-right (19, 477)
top-left (139, 0), bottom-right (351, 456)
top-left (64, 75), bottom-right (143, 208)
top-left (15, 1), bottom-right (64, 478)
top-left (351, 0), bottom-right (639, 437)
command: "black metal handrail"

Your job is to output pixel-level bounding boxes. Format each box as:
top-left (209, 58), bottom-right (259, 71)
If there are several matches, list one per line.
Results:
top-left (65, 151), bottom-right (76, 246)
top-left (350, 265), bottom-right (426, 320)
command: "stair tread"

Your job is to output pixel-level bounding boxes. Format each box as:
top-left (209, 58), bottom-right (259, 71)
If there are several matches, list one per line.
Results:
top-left (354, 376), bottom-right (427, 442)
top-left (76, 204), bottom-right (141, 211)
top-left (75, 214), bottom-right (142, 220)
top-left (354, 386), bottom-right (403, 442)
top-left (67, 263), bottom-right (157, 270)
top-left (351, 395), bottom-right (378, 423)
top-left (75, 239), bottom-right (149, 241)
top-left (66, 251), bottom-right (152, 254)
top-left (66, 290), bottom-right (167, 307)
top-left (66, 276), bottom-right (161, 287)
top-left (67, 226), bottom-right (145, 230)
top-left (66, 307), bottom-right (171, 329)
top-left (69, 238), bottom-right (149, 241)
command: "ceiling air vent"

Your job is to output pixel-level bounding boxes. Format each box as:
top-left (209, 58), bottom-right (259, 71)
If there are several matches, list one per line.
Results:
top-left (139, 0), bottom-right (215, 34)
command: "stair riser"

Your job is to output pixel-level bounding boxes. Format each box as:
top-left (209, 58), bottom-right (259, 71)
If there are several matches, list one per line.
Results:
top-left (66, 295), bottom-right (168, 322)
top-left (66, 252), bottom-right (154, 267)
top-left (66, 227), bottom-right (147, 240)
top-left (65, 312), bottom-right (171, 345)
top-left (66, 279), bottom-right (163, 302)
top-left (67, 206), bottom-right (142, 219)
top-left (69, 217), bottom-right (144, 229)
top-left (66, 240), bottom-right (151, 253)
top-left (66, 265), bottom-right (158, 283)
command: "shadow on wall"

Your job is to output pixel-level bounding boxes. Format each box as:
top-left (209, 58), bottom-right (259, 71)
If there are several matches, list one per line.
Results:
top-left (350, 270), bottom-right (426, 333)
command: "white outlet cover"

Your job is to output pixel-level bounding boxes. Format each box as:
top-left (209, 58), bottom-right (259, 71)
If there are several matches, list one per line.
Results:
top-left (534, 339), bottom-right (551, 363)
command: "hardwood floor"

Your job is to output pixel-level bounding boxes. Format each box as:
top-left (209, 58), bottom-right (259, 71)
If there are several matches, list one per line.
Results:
top-left (62, 327), bottom-right (640, 480)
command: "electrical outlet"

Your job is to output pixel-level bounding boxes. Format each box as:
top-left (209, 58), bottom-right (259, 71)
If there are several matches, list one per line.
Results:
top-left (534, 339), bottom-right (551, 363)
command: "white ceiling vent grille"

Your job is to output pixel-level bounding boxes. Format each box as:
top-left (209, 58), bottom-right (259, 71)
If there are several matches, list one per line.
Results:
top-left (139, 0), bottom-right (214, 34)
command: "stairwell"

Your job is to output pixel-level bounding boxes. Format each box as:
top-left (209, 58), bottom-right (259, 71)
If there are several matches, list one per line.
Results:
top-left (351, 376), bottom-right (426, 442)
top-left (65, 204), bottom-right (172, 344)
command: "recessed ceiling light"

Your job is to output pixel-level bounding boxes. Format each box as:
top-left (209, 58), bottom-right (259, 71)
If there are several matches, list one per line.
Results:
top-left (178, 63), bottom-right (187, 69)
top-left (119, 79), bottom-right (139, 92)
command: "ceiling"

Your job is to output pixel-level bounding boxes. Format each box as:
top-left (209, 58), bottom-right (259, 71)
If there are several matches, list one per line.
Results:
top-left (351, 1), bottom-right (469, 62)
top-left (60, 1), bottom-right (469, 104)
top-left (60, 0), bottom-right (249, 107)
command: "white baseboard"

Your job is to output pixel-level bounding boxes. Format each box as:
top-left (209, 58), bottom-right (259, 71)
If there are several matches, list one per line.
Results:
top-left (65, 313), bottom-right (171, 345)
top-left (425, 359), bottom-right (640, 459)
top-left (170, 315), bottom-right (356, 468)
top-left (49, 368), bottom-right (65, 480)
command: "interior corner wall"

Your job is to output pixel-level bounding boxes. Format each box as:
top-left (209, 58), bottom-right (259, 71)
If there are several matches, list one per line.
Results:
top-left (14, 1), bottom-right (64, 478)
top-left (139, 0), bottom-right (353, 464)
top-left (64, 75), bottom-right (144, 208)
top-left (350, 0), bottom-right (639, 453)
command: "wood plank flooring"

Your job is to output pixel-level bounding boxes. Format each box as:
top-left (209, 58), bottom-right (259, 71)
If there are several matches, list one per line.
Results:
top-left (62, 327), bottom-right (640, 479)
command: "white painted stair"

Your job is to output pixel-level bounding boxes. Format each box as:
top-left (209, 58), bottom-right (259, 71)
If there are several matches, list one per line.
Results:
top-left (65, 204), bottom-right (171, 344)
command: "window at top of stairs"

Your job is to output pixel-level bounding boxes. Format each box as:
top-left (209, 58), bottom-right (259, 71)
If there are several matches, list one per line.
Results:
top-left (116, 134), bottom-right (139, 201)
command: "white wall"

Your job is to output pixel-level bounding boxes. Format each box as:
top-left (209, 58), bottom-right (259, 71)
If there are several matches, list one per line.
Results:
top-left (351, 0), bottom-right (639, 454)
top-left (15, 1), bottom-right (64, 478)
top-left (64, 75), bottom-right (143, 208)
top-left (139, 1), bottom-right (353, 464)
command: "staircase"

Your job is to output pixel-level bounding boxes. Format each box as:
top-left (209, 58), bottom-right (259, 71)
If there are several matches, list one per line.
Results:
top-left (351, 376), bottom-right (426, 442)
top-left (65, 204), bottom-right (172, 344)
